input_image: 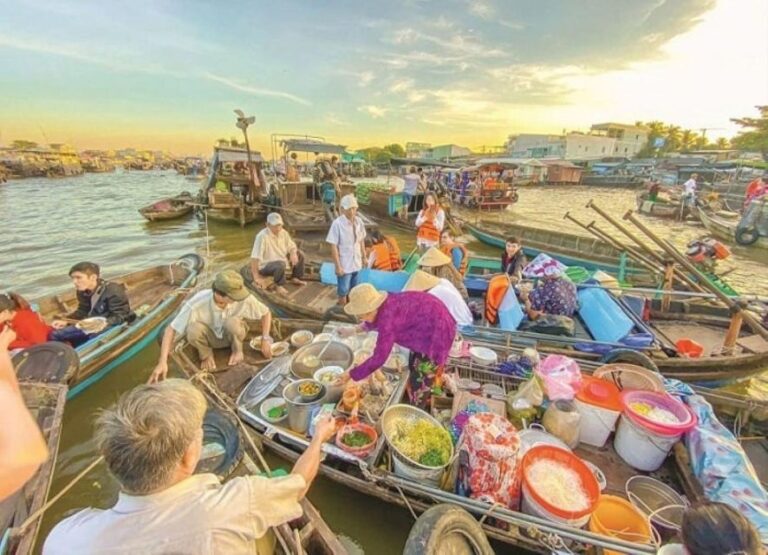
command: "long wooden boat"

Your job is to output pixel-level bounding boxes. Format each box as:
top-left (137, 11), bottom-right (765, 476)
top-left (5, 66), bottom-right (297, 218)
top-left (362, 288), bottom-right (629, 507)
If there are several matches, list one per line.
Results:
top-left (0, 383), bottom-right (67, 555)
top-left (581, 175), bottom-right (645, 188)
top-left (13, 254), bottom-right (204, 399)
top-left (699, 206), bottom-right (768, 250)
top-left (635, 192), bottom-right (690, 220)
top-left (275, 181), bottom-right (378, 233)
top-left (138, 192), bottom-right (194, 222)
top-left (463, 219), bottom-right (654, 283)
top-left (168, 318), bottom-right (751, 555)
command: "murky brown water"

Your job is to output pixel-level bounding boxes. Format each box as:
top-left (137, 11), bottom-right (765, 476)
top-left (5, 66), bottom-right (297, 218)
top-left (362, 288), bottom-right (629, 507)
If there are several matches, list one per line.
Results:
top-left (1, 172), bottom-right (766, 553)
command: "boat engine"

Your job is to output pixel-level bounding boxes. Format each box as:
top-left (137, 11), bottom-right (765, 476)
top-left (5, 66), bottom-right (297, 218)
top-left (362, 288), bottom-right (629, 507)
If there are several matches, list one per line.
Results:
top-left (686, 237), bottom-right (730, 272)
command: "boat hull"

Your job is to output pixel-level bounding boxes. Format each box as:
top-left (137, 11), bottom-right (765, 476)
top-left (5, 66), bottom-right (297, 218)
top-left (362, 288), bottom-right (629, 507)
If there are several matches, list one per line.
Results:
top-left (699, 208), bottom-right (768, 250)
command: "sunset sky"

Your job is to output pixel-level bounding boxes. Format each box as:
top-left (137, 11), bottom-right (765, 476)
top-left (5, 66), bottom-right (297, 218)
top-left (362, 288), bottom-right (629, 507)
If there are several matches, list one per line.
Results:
top-left (1, 0), bottom-right (766, 155)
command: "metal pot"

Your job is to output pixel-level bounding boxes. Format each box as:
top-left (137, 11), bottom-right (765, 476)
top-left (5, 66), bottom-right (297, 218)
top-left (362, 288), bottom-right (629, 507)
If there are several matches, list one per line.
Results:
top-left (282, 380), bottom-right (327, 434)
top-left (290, 341), bottom-right (353, 379)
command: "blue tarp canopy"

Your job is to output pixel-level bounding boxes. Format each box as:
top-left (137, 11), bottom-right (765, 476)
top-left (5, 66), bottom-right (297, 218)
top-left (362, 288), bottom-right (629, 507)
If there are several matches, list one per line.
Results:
top-left (281, 139), bottom-right (346, 155)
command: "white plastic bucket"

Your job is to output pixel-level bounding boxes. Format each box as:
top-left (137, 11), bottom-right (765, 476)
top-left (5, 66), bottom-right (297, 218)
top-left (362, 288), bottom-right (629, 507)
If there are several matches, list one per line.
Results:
top-left (614, 414), bottom-right (681, 471)
top-left (392, 451), bottom-right (444, 486)
top-left (574, 398), bottom-right (620, 447)
top-left (521, 482), bottom-right (591, 528)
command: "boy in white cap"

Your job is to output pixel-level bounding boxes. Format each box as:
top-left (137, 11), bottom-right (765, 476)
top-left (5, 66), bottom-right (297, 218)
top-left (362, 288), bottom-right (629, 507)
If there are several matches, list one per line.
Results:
top-left (326, 194), bottom-right (367, 305)
top-left (249, 212), bottom-right (305, 296)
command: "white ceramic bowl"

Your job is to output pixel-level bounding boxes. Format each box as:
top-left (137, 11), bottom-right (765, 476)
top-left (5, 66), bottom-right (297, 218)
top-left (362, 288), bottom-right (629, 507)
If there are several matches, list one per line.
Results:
top-left (313, 333), bottom-right (333, 343)
top-left (270, 341), bottom-right (290, 357)
top-left (290, 330), bottom-right (314, 348)
top-left (260, 397), bottom-right (288, 424)
top-left (469, 346), bottom-right (498, 366)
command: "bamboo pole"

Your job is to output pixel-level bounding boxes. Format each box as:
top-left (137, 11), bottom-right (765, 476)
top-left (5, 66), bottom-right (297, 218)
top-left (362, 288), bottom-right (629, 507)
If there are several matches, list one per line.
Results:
top-left (662, 262), bottom-right (675, 312)
top-left (723, 310), bottom-right (744, 353)
top-left (587, 200), bottom-right (707, 293)
top-left (623, 210), bottom-right (768, 340)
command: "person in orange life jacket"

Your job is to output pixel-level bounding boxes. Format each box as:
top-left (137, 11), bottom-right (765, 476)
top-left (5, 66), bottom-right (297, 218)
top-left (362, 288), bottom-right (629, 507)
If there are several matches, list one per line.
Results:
top-left (415, 192), bottom-right (445, 251)
top-left (439, 230), bottom-right (468, 276)
top-left (365, 230), bottom-right (402, 271)
top-left (418, 247), bottom-right (468, 300)
top-left (0, 292), bottom-right (52, 352)
top-left (501, 236), bottom-right (527, 284)
top-left (49, 262), bottom-right (135, 347)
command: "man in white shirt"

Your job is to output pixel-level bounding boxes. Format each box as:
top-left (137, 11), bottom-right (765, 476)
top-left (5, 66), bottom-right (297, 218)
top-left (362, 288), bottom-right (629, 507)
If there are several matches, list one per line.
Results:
top-left (683, 173), bottom-right (698, 202)
top-left (149, 271), bottom-right (272, 382)
top-left (43, 379), bottom-right (336, 555)
top-left (401, 166), bottom-right (420, 218)
top-left (326, 194), bottom-right (367, 305)
top-left (404, 270), bottom-right (473, 327)
top-left (250, 212), bottom-right (305, 296)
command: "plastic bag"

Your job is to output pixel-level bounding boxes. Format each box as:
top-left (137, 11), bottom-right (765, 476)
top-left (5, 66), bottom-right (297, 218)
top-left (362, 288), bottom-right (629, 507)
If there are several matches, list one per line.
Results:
top-left (535, 355), bottom-right (582, 401)
top-left (506, 378), bottom-right (544, 430)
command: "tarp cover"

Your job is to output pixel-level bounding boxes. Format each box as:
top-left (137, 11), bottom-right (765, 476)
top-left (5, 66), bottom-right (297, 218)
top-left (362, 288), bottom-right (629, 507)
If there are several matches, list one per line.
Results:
top-left (215, 147), bottom-right (264, 163)
top-left (282, 139), bottom-right (346, 155)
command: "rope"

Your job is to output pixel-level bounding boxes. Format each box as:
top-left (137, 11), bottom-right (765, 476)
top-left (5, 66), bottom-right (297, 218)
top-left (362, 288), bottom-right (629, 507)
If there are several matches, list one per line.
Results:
top-left (16, 456), bottom-right (104, 534)
top-left (478, 502), bottom-right (502, 525)
top-left (394, 484), bottom-right (419, 521)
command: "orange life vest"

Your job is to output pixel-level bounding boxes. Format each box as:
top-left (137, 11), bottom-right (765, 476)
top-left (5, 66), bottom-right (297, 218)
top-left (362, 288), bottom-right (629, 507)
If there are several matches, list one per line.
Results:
top-left (440, 244), bottom-right (468, 276)
top-left (417, 209), bottom-right (441, 243)
top-left (485, 275), bottom-right (511, 325)
top-left (371, 236), bottom-right (402, 271)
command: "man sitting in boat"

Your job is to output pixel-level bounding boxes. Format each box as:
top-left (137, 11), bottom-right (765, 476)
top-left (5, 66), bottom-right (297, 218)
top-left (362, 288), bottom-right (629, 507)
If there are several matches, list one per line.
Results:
top-left (365, 229), bottom-right (402, 271)
top-left (418, 247), bottom-right (468, 300)
top-left (0, 292), bottom-right (51, 352)
top-left (501, 236), bottom-right (526, 283)
top-left (404, 270), bottom-right (473, 327)
top-left (49, 262), bottom-right (135, 347)
top-left (336, 283), bottom-right (455, 409)
top-left (439, 230), bottom-right (468, 276)
top-left (522, 257), bottom-right (577, 320)
top-left (43, 379), bottom-right (337, 554)
top-left (149, 271), bottom-right (272, 381)
top-left (249, 212), bottom-right (306, 296)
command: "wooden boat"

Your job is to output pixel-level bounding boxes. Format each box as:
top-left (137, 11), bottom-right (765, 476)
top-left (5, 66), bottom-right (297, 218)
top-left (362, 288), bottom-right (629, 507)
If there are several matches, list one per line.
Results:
top-left (699, 204), bottom-right (768, 250)
top-left (0, 383), bottom-right (67, 555)
top-left (275, 181), bottom-right (378, 233)
top-left (581, 175), bottom-right (645, 188)
top-left (169, 318), bottom-right (753, 555)
top-left (635, 191), bottom-right (691, 220)
top-left (138, 192), bottom-right (194, 222)
top-left (463, 219), bottom-right (654, 283)
top-left (13, 254), bottom-right (204, 399)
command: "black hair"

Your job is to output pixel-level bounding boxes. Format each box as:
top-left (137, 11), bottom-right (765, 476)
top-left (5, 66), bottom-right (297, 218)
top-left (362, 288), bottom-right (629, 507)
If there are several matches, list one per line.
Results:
top-left (69, 262), bottom-right (100, 277)
top-left (681, 502), bottom-right (762, 555)
top-left (0, 292), bottom-right (30, 312)
top-left (505, 236), bottom-right (521, 245)
top-left (368, 229), bottom-right (385, 244)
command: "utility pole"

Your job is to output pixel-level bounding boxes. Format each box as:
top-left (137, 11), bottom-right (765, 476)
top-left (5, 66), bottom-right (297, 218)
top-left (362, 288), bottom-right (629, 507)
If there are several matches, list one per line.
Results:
top-left (234, 109), bottom-right (258, 198)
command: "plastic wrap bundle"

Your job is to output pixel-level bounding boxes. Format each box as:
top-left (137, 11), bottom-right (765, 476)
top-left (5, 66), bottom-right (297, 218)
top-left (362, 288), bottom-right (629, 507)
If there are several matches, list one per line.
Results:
top-left (535, 355), bottom-right (582, 401)
top-left (455, 413), bottom-right (522, 510)
top-left (685, 395), bottom-right (768, 544)
top-left (497, 347), bottom-right (540, 378)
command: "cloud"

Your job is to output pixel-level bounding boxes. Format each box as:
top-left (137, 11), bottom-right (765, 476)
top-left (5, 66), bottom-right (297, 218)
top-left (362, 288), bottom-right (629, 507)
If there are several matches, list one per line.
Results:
top-left (335, 69), bottom-right (375, 86)
top-left (203, 73), bottom-right (311, 106)
top-left (357, 105), bottom-right (388, 118)
top-left (389, 78), bottom-right (414, 93)
top-left (468, 1), bottom-right (494, 19)
top-left (499, 19), bottom-right (525, 30)
top-left (324, 113), bottom-right (349, 126)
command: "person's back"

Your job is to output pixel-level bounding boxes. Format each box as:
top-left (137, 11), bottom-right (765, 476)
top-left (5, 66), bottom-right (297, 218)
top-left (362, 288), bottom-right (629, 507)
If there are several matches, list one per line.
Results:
top-left (403, 172), bottom-right (420, 195)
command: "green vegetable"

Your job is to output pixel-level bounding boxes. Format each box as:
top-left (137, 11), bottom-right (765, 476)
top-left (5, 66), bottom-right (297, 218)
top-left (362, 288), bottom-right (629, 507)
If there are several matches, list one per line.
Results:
top-left (419, 448), bottom-right (446, 467)
top-left (267, 405), bottom-right (286, 419)
top-left (341, 431), bottom-right (373, 447)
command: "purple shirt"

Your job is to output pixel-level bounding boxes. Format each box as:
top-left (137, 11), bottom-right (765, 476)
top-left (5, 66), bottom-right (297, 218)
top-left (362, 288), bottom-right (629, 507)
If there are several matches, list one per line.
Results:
top-left (349, 292), bottom-right (456, 381)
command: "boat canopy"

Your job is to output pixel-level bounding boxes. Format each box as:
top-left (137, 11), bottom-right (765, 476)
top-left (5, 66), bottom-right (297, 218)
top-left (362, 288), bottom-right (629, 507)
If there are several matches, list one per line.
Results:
top-left (281, 139), bottom-right (346, 155)
top-left (215, 146), bottom-right (264, 163)
top-left (389, 157), bottom-right (459, 168)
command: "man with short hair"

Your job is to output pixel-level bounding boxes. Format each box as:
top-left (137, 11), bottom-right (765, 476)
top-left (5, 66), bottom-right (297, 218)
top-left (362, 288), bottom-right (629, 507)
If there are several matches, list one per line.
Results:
top-left (401, 166), bottom-right (420, 218)
top-left (326, 194), bottom-right (367, 305)
top-left (149, 271), bottom-right (272, 381)
top-left (49, 261), bottom-right (134, 347)
top-left (43, 379), bottom-right (337, 554)
top-left (250, 213), bottom-right (305, 296)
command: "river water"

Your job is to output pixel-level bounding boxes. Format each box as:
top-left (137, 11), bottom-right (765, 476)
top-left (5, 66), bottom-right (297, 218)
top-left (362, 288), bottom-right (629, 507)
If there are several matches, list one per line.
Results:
top-left (1, 170), bottom-right (766, 553)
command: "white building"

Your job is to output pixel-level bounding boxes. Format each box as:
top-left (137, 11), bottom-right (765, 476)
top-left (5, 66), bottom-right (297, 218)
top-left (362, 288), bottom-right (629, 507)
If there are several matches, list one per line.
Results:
top-left (589, 123), bottom-right (648, 158)
top-left (506, 133), bottom-right (616, 161)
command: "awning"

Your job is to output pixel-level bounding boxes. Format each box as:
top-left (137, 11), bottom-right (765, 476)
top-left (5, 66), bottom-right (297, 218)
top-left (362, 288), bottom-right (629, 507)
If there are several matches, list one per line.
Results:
top-left (215, 147), bottom-right (264, 163)
top-left (389, 157), bottom-right (459, 168)
top-left (281, 139), bottom-right (346, 155)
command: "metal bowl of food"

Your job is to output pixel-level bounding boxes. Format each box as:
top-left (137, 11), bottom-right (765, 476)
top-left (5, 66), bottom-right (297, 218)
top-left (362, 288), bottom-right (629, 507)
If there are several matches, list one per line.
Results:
top-left (290, 341), bottom-right (353, 379)
top-left (290, 330), bottom-right (314, 348)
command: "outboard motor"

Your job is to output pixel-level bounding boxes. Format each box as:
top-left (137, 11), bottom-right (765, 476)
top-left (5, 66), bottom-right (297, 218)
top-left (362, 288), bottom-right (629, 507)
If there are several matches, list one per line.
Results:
top-left (686, 237), bottom-right (730, 272)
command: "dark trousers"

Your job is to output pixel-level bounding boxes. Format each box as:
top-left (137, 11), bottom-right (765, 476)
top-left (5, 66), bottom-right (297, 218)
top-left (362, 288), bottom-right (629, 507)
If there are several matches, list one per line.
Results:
top-left (49, 325), bottom-right (98, 347)
top-left (258, 251), bottom-right (305, 285)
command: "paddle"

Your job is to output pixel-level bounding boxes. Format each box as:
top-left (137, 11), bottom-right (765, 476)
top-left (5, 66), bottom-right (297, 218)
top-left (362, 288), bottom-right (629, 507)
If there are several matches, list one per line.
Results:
top-left (401, 246), bottom-right (419, 270)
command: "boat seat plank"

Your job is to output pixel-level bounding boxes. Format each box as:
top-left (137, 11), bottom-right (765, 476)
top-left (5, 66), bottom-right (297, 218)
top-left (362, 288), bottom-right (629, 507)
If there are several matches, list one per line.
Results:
top-left (653, 322), bottom-right (732, 356)
top-left (737, 335), bottom-right (768, 354)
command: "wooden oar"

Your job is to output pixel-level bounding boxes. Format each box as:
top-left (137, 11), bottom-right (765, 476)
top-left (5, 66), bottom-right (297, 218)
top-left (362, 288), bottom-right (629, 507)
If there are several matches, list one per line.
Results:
top-left (623, 209), bottom-right (768, 342)
top-left (401, 246), bottom-right (419, 269)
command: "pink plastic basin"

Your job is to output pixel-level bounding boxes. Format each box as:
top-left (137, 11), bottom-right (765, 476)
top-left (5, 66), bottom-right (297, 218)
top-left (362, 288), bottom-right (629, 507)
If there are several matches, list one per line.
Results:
top-left (620, 390), bottom-right (696, 437)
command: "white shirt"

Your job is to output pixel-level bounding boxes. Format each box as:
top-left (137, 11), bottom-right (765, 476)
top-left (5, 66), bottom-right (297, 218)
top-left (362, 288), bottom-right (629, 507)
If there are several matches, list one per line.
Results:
top-left (428, 278), bottom-right (473, 326)
top-left (43, 473), bottom-right (306, 555)
top-left (683, 178), bottom-right (697, 196)
top-left (326, 215), bottom-right (367, 274)
top-left (403, 173), bottom-right (420, 195)
top-left (251, 227), bottom-right (297, 269)
top-left (170, 289), bottom-right (269, 339)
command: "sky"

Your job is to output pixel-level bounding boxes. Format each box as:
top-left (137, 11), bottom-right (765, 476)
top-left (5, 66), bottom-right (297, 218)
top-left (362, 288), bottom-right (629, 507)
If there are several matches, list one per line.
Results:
top-left (0, 0), bottom-right (766, 155)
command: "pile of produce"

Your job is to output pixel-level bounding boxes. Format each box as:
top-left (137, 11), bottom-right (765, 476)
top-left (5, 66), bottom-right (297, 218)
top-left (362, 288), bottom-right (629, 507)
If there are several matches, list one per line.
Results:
top-left (341, 430), bottom-right (374, 448)
top-left (525, 459), bottom-right (591, 512)
top-left (298, 381), bottom-right (321, 397)
top-left (391, 419), bottom-right (452, 467)
top-left (629, 402), bottom-right (680, 425)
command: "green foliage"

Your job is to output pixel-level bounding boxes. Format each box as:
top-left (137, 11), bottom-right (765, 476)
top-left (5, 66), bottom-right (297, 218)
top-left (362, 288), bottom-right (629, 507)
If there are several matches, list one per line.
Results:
top-left (358, 144), bottom-right (405, 164)
top-left (730, 106), bottom-right (768, 157)
top-left (10, 139), bottom-right (38, 149)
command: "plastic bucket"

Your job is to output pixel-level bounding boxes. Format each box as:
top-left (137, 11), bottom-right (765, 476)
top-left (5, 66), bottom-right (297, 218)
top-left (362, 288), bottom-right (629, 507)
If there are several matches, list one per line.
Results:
top-left (675, 338), bottom-right (703, 358)
top-left (621, 391), bottom-right (696, 437)
top-left (589, 495), bottom-right (653, 555)
top-left (574, 398), bottom-right (620, 447)
top-left (614, 414), bottom-right (680, 471)
top-left (520, 446), bottom-right (600, 526)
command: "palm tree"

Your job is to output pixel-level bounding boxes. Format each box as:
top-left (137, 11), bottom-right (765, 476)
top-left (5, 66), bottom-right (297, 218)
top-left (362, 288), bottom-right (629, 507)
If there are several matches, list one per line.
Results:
top-left (680, 129), bottom-right (698, 151)
top-left (693, 136), bottom-right (708, 149)
top-left (665, 126), bottom-right (682, 151)
top-left (715, 137), bottom-right (730, 149)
